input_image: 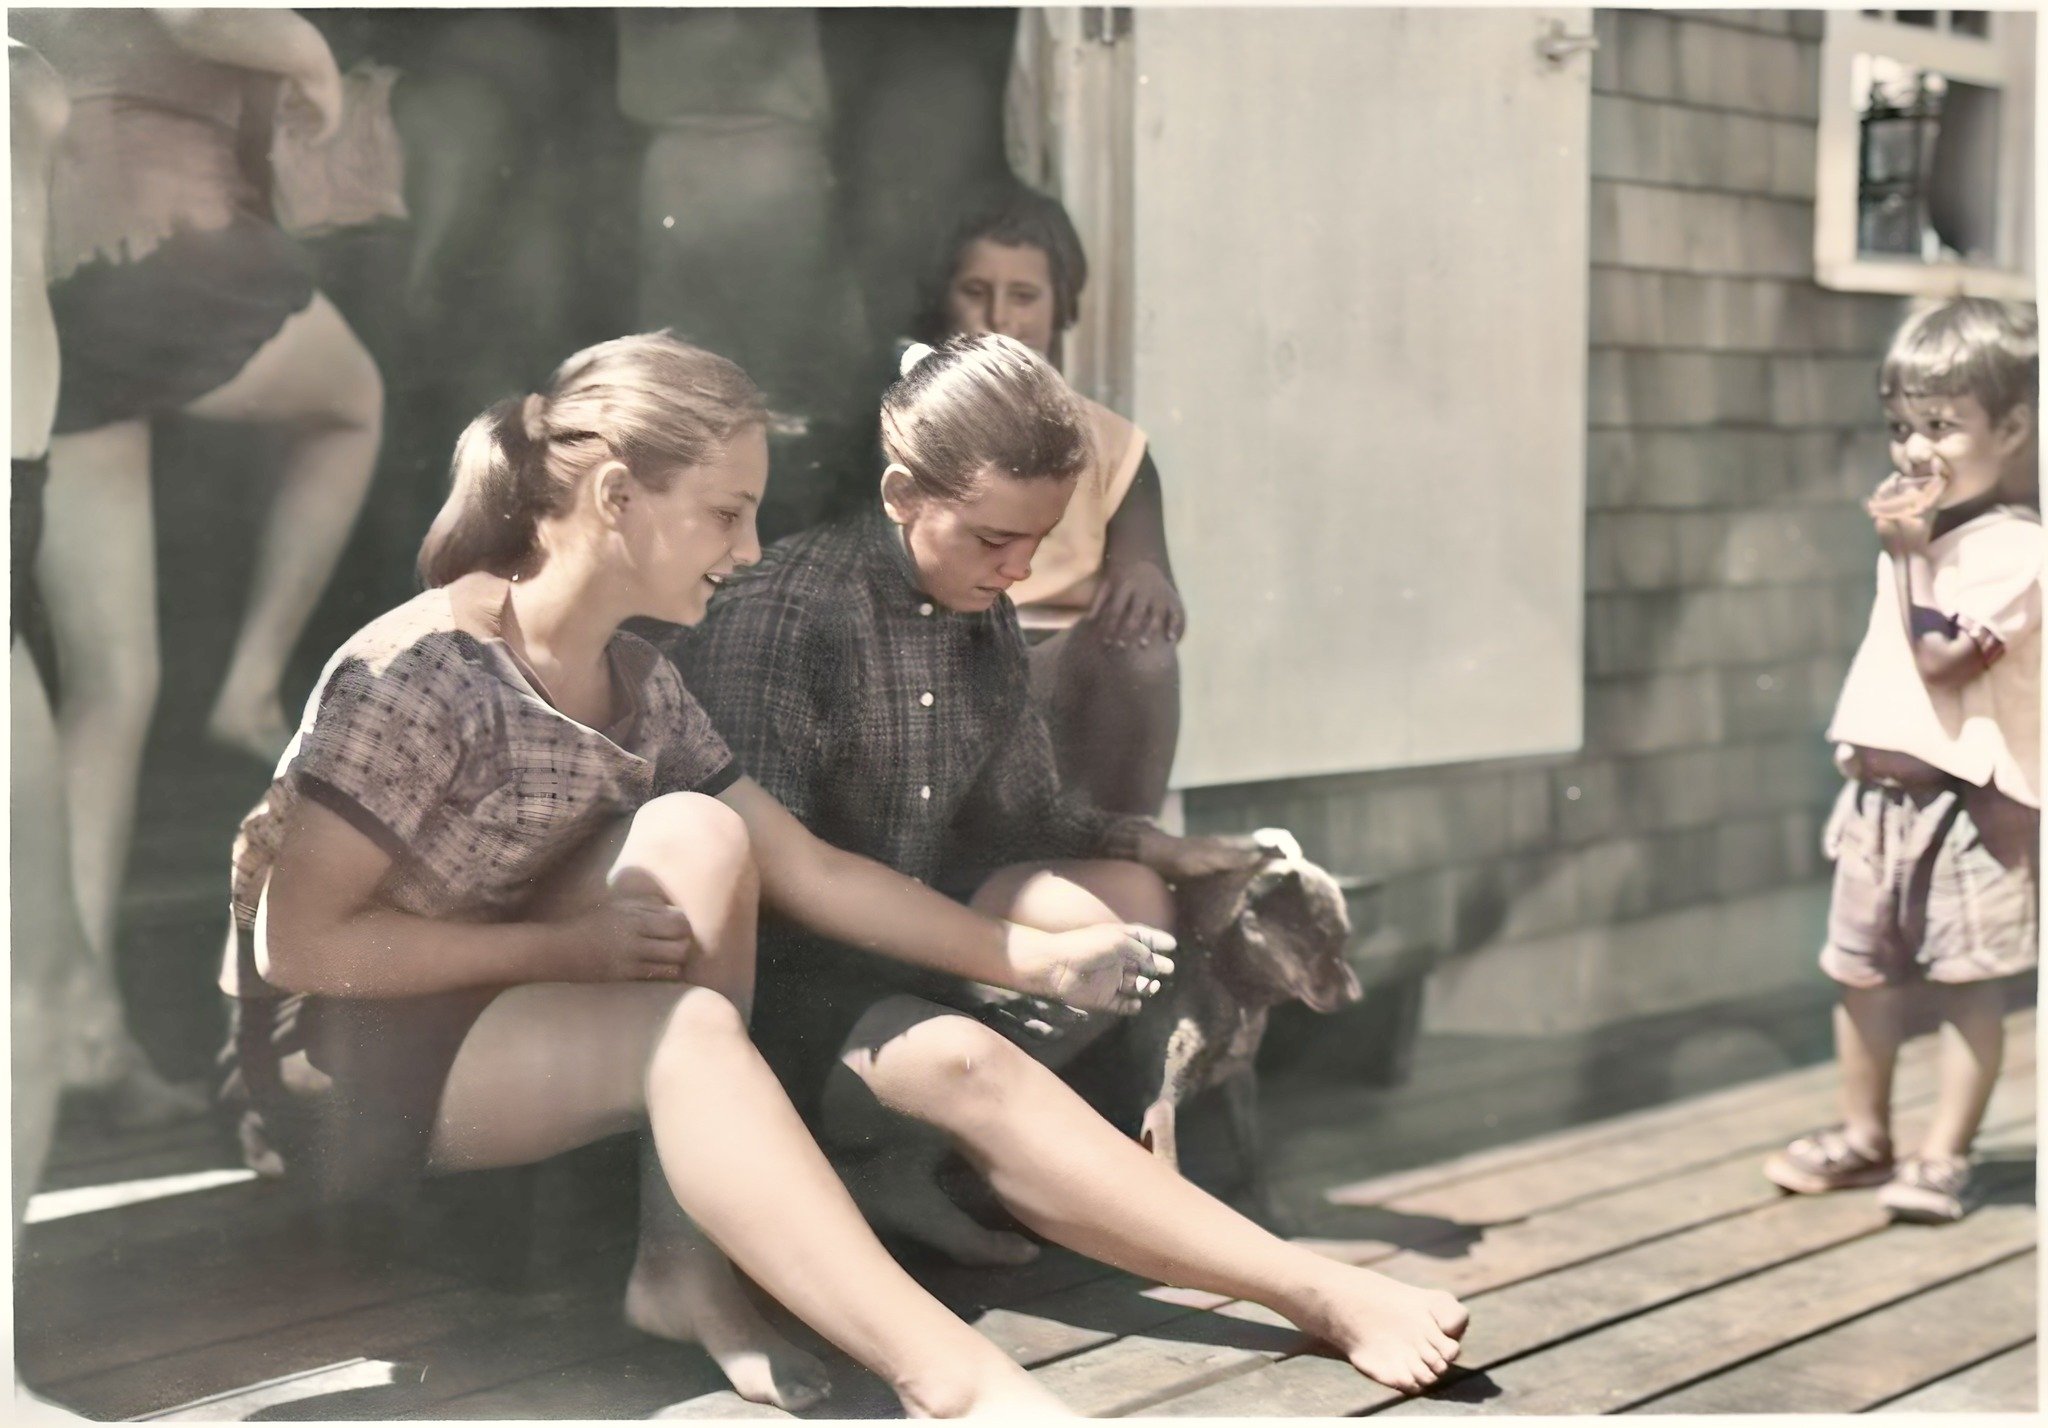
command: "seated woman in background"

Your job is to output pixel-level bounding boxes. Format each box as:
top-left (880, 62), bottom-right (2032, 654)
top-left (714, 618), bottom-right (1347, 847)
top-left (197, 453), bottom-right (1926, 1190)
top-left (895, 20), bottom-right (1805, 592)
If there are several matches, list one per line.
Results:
top-left (917, 186), bottom-right (1182, 816)
top-left (219, 331), bottom-right (1180, 1417)
top-left (674, 334), bottom-right (1468, 1395)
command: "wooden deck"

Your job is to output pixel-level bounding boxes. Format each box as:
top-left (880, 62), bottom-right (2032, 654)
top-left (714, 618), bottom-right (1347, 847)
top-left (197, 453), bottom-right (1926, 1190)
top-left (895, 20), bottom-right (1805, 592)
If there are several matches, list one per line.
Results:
top-left (15, 1005), bottom-right (2035, 1419)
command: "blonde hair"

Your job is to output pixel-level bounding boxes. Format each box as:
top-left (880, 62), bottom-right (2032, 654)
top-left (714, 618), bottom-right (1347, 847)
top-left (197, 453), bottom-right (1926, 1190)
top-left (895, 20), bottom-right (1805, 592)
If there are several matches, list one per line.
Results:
top-left (879, 333), bottom-right (1092, 501)
top-left (418, 333), bottom-right (766, 587)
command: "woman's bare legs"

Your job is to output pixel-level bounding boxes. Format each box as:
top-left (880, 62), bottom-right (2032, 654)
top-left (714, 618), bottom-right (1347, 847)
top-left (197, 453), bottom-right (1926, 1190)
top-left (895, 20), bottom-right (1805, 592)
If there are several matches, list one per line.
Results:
top-left (183, 294), bottom-right (383, 764)
top-left (37, 419), bottom-right (203, 1123)
top-left (512, 794), bottom-right (821, 1408)
top-left (1028, 622), bottom-right (1180, 817)
top-left (827, 996), bottom-right (1468, 1395)
top-left (434, 794), bottom-right (1064, 1415)
top-left (12, 641), bottom-right (80, 1227)
top-left (827, 858), bottom-right (1171, 1267)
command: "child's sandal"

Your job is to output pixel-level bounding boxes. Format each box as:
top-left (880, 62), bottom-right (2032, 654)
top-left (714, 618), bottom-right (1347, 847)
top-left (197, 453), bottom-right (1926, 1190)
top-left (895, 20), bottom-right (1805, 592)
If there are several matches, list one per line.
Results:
top-left (1763, 1128), bottom-right (1895, 1194)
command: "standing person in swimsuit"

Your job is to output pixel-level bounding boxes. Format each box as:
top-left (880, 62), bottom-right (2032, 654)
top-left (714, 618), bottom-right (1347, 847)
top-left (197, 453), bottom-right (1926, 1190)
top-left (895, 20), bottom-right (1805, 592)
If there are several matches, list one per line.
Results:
top-left (12, 33), bottom-right (87, 1230)
top-left (12, 9), bottom-right (387, 1122)
top-left (675, 333), bottom-right (1470, 1396)
top-left (222, 330), bottom-right (1184, 1415)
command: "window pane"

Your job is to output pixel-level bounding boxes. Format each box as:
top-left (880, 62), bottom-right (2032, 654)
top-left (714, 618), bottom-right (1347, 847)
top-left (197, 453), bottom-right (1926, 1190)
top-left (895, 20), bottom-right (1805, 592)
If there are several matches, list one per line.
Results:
top-left (1853, 53), bottom-right (2002, 263)
top-left (1950, 10), bottom-right (1991, 36)
top-left (1894, 11), bottom-right (1938, 26)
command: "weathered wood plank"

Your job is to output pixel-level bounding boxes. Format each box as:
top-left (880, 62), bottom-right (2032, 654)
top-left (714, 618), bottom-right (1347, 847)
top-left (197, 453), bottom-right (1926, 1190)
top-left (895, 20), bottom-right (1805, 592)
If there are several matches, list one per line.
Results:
top-left (1629, 1253), bottom-right (2037, 1412)
top-left (1387, 1084), bottom-right (2032, 1298)
top-left (1316, 1015), bottom-right (2026, 1208)
top-left (1385, 1187), bottom-right (2037, 1415)
top-left (1336, 1033), bottom-right (2032, 1226)
top-left (1262, 980), bottom-right (1860, 1193)
top-left (54, 1251), bottom-right (632, 1421)
top-left (644, 1389), bottom-right (795, 1420)
top-left (1874, 1341), bottom-right (2039, 1414)
top-left (19, 1216), bottom-right (463, 1388)
top-left (420, 1339), bottom-right (752, 1421)
top-left (1149, 1115), bottom-right (2034, 1419)
top-left (1031, 1333), bottom-right (1276, 1417)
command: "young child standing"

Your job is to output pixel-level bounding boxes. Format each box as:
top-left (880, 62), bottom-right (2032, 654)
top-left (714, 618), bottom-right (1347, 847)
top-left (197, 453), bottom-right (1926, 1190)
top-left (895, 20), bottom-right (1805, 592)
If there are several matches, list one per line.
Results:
top-left (1765, 298), bottom-right (2039, 1223)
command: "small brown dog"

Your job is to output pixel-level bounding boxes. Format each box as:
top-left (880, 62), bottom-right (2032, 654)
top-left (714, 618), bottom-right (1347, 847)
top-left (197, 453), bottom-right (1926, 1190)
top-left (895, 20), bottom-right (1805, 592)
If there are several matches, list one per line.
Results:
top-left (1127, 829), bottom-right (1362, 1213)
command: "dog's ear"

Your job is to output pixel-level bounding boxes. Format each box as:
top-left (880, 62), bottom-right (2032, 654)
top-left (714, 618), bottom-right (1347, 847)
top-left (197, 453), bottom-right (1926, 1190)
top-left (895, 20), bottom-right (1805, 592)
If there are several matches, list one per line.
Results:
top-left (1233, 862), bottom-right (1362, 1012)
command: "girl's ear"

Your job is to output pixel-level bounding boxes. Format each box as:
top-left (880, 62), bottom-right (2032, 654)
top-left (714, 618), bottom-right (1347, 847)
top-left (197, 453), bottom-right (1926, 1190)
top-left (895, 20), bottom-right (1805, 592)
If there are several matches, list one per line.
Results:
top-left (880, 463), bottom-right (921, 526)
top-left (592, 460), bottom-right (634, 528)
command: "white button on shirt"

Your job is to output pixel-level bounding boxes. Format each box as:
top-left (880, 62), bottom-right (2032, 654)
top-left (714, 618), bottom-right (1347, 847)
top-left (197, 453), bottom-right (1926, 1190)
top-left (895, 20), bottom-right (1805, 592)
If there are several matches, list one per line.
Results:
top-left (919, 691), bottom-right (934, 707)
top-left (918, 602), bottom-right (934, 616)
top-left (919, 785), bottom-right (932, 800)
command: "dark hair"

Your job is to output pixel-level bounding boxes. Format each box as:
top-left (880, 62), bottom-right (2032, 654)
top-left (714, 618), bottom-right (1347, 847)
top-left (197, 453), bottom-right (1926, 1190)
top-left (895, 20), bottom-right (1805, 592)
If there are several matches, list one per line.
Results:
top-left (417, 332), bottom-right (766, 588)
top-left (1880, 298), bottom-right (2039, 424)
top-left (915, 184), bottom-right (1089, 347)
top-left (880, 333), bottom-right (1093, 501)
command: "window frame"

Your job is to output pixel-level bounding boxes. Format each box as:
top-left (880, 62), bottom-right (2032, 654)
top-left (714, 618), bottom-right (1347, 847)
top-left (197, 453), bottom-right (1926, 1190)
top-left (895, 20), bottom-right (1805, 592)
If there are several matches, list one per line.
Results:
top-left (1814, 9), bottom-right (2034, 299)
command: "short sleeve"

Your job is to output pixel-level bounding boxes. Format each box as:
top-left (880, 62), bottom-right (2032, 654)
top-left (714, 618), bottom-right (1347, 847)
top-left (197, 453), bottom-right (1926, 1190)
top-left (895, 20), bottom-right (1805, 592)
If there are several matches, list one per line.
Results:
top-left (288, 638), bottom-right (472, 862)
top-left (1949, 517), bottom-right (2043, 657)
top-left (644, 657), bottom-right (741, 798)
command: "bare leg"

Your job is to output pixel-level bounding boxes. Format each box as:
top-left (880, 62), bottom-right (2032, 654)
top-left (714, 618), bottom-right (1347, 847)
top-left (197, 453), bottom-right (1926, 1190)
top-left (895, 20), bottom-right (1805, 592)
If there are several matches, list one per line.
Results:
top-left (828, 859), bottom-right (1170, 1268)
top-left (12, 641), bottom-right (76, 1228)
top-left (1028, 622), bottom-right (1180, 817)
top-left (424, 797), bottom-right (1065, 1419)
top-left (511, 795), bottom-right (821, 1408)
top-left (388, 70), bottom-right (515, 307)
top-left (36, 421), bottom-right (202, 1122)
top-left (184, 294), bottom-right (383, 765)
top-left (1920, 982), bottom-right (2006, 1161)
top-left (1835, 985), bottom-right (1907, 1160)
top-left (832, 999), bottom-right (1466, 1394)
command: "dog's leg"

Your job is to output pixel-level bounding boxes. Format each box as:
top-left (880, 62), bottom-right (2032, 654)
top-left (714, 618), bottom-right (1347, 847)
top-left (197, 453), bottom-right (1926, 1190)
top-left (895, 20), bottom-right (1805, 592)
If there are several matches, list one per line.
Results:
top-left (1223, 1069), bottom-right (1285, 1230)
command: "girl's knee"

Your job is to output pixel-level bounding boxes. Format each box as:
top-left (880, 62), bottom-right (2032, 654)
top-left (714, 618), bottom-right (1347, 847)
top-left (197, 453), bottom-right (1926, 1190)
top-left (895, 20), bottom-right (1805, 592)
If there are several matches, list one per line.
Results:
top-left (854, 1006), bottom-right (1026, 1118)
top-left (1073, 623), bottom-right (1179, 689)
top-left (630, 792), bottom-right (756, 886)
top-left (61, 640), bottom-right (161, 719)
top-left (1097, 860), bottom-right (1174, 931)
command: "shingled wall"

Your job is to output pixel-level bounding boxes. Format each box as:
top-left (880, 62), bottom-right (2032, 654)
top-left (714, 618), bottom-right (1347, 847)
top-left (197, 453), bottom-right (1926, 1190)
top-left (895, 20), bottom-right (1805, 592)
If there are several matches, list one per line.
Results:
top-left (1185, 10), bottom-right (1908, 1040)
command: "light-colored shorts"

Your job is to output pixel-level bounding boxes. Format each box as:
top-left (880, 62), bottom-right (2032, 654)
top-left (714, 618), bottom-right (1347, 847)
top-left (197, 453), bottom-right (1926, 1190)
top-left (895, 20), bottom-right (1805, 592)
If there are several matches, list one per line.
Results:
top-left (1820, 773), bottom-right (2039, 990)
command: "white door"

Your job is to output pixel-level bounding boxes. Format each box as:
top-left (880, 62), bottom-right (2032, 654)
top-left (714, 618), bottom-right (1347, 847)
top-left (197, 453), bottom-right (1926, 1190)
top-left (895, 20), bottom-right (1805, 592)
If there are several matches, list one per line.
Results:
top-left (1034, 9), bottom-right (1595, 788)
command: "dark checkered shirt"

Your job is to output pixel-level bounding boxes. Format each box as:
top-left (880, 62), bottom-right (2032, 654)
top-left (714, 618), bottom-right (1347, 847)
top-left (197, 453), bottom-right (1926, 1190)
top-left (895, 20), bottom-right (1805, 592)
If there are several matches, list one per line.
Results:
top-left (668, 508), bottom-right (1147, 889)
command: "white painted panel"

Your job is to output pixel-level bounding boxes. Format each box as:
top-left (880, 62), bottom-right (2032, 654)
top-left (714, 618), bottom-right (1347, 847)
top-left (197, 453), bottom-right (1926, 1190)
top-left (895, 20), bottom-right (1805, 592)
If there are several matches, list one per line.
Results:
top-left (1132, 9), bottom-right (1593, 787)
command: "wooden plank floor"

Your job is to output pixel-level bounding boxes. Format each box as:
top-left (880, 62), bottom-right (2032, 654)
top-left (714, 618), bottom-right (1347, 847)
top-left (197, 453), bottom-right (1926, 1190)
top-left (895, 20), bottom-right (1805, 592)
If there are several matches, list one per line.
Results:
top-left (15, 1006), bottom-right (2033, 1419)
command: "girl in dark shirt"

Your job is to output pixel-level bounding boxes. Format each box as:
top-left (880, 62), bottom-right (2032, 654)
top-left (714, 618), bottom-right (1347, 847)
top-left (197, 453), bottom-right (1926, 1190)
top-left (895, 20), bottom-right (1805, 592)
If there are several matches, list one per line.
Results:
top-left (679, 334), bottom-right (1470, 1397)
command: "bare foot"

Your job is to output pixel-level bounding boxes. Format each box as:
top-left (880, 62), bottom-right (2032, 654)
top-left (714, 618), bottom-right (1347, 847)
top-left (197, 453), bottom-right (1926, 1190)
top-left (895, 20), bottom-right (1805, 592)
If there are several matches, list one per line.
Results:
top-left (625, 1251), bottom-right (831, 1412)
top-left (205, 691), bottom-right (294, 768)
top-left (900, 1358), bottom-right (1074, 1418)
top-left (853, 1160), bottom-right (1039, 1268)
top-left (1298, 1265), bottom-right (1468, 1396)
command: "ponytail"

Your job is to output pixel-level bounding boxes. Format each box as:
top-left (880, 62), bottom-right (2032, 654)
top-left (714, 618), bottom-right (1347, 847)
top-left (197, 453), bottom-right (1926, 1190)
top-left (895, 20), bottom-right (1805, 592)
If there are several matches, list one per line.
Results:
top-left (415, 332), bottom-right (768, 589)
top-left (416, 397), bottom-right (552, 588)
